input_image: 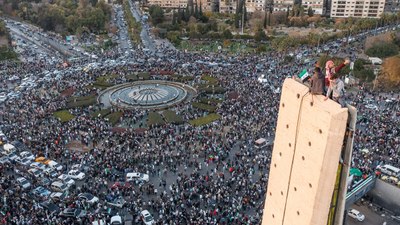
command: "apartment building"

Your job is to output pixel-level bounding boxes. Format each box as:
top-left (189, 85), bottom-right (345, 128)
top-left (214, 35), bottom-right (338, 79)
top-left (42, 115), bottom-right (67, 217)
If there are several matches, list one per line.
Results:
top-left (273, 0), bottom-right (295, 11)
top-left (147, 0), bottom-right (188, 8)
top-left (302, 0), bottom-right (325, 14)
top-left (219, 0), bottom-right (237, 13)
top-left (331, 0), bottom-right (386, 18)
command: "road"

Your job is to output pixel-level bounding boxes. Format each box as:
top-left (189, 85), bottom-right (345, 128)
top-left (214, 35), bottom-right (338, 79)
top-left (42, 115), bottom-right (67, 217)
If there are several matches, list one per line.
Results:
top-left (128, 0), bottom-right (156, 54)
top-left (346, 204), bottom-right (400, 225)
top-left (113, 4), bottom-right (133, 55)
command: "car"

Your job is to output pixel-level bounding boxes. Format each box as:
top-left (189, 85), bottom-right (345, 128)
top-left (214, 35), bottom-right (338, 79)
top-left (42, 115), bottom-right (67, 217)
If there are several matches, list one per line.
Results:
top-left (47, 160), bottom-right (62, 171)
top-left (20, 151), bottom-right (34, 160)
top-left (365, 104), bottom-right (378, 110)
top-left (68, 170), bottom-right (85, 180)
top-left (49, 192), bottom-right (68, 203)
top-left (78, 193), bottom-right (99, 204)
top-left (106, 196), bottom-right (126, 208)
top-left (111, 182), bottom-right (131, 190)
top-left (28, 168), bottom-right (43, 178)
top-left (44, 167), bottom-right (58, 178)
top-left (348, 209), bottom-right (365, 222)
top-left (30, 162), bottom-right (46, 170)
top-left (0, 92), bottom-right (7, 102)
top-left (58, 174), bottom-right (75, 187)
top-left (40, 201), bottom-right (60, 216)
top-left (0, 156), bottom-right (10, 165)
top-left (17, 177), bottom-right (31, 189)
top-left (32, 186), bottom-right (51, 198)
top-left (59, 208), bottom-right (87, 218)
top-left (110, 215), bottom-right (123, 225)
top-left (140, 210), bottom-right (154, 225)
top-left (126, 172), bottom-right (149, 183)
top-left (35, 156), bottom-right (51, 165)
top-left (16, 157), bottom-right (31, 166)
top-left (6, 152), bottom-right (20, 162)
top-left (39, 177), bottom-right (51, 187)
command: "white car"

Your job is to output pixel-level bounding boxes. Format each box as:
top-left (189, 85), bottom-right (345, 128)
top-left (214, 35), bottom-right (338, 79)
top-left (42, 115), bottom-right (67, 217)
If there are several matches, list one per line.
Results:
top-left (28, 168), bottom-right (43, 178)
top-left (140, 210), bottom-right (154, 225)
top-left (126, 172), bottom-right (149, 182)
top-left (365, 104), bottom-right (378, 110)
top-left (58, 174), bottom-right (75, 187)
top-left (30, 162), bottom-right (46, 170)
top-left (48, 160), bottom-right (62, 171)
top-left (68, 170), bottom-right (85, 180)
top-left (20, 151), bottom-right (35, 161)
top-left (17, 157), bottom-right (31, 166)
top-left (78, 193), bottom-right (99, 204)
top-left (110, 215), bottom-right (122, 225)
top-left (0, 92), bottom-right (7, 102)
top-left (17, 177), bottom-right (31, 189)
top-left (348, 209), bottom-right (365, 222)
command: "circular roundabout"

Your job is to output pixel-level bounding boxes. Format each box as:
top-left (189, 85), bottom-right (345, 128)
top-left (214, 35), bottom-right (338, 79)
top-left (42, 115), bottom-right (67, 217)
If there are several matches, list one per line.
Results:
top-left (99, 80), bottom-right (197, 109)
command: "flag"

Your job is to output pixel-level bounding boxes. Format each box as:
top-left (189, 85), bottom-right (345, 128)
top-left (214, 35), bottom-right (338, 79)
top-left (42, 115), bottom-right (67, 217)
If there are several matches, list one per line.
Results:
top-left (298, 69), bottom-right (309, 81)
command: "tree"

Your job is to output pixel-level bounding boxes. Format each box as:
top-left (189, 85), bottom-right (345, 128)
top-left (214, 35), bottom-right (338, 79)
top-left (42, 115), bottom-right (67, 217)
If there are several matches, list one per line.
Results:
top-left (307, 6), bottom-right (314, 17)
top-left (149, 5), bottom-right (164, 25)
top-left (222, 29), bottom-right (233, 39)
top-left (254, 27), bottom-right (267, 42)
top-left (172, 10), bottom-right (177, 25)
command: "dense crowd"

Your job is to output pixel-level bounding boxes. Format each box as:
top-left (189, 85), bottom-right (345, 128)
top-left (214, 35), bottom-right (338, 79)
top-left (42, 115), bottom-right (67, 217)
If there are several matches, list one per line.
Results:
top-left (0, 25), bottom-right (399, 225)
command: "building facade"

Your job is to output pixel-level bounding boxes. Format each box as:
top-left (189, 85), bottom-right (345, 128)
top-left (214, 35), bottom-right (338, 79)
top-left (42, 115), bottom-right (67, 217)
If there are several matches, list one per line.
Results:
top-left (147, 0), bottom-right (188, 8)
top-left (330, 0), bottom-right (386, 18)
top-left (272, 0), bottom-right (294, 11)
top-left (384, 0), bottom-right (400, 13)
top-left (302, 0), bottom-right (325, 14)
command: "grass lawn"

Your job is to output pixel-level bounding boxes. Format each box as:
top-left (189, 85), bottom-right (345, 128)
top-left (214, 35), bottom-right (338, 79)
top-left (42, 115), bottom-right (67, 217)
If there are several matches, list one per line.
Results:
top-left (90, 108), bottom-right (112, 118)
top-left (171, 74), bottom-right (195, 82)
top-left (148, 111), bottom-right (165, 126)
top-left (67, 95), bottom-right (97, 108)
top-left (105, 112), bottom-right (123, 125)
top-left (126, 74), bottom-right (138, 81)
top-left (192, 102), bottom-right (217, 112)
top-left (189, 113), bottom-right (221, 127)
top-left (53, 110), bottom-right (75, 122)
top-left (162, 110), bottom-right (184, 124)
top-left (93, 74), bottom-right (118, 89)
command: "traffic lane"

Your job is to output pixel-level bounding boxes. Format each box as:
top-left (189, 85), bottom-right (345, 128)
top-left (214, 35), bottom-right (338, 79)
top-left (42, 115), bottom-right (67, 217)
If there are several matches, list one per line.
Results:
top-left (346, 204), bottom-right (400, 225)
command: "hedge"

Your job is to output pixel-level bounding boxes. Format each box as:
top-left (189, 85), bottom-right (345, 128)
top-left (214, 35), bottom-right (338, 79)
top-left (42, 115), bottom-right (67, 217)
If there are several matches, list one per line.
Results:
top-left (201, 75), bottom-right (219, 85)
top-left (162, 110), bottom-right (184, 124)
top-left (138, 72), bottom-right (150, 80)
top-left (105, 112), bottom-right (123, 125)
top-left (171, 75), bottom-right (194, 82)
top-left (199, 98), bottom-right (223, 105)
top-left (126, 74), bottom-right (138, 81)
top-left (148, 112), bottom-right (165, 126)
top-left (67, 95), bottom-right (97, 108)
top-left (192, 102), bottom-right (217, 112)
top-left (90, 108), bottom-right (112, 118)
top-left (198, 86), bottom-right (226, 94)
top-left (53, 110), bottom-right (75, 122)
top-left (189, 113), bottom-right (221, 127)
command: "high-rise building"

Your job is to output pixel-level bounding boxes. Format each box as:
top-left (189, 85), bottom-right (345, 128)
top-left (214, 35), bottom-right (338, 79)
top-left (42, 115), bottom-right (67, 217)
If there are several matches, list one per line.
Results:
top-left (330, 0), bottom-right (386, 18)
top-left (219, 0), bottom-right (237, 13)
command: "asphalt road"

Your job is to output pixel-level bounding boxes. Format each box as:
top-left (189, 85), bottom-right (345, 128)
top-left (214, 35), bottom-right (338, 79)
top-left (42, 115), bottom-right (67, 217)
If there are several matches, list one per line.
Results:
top-left (346, 204), bottom-right (400, 225)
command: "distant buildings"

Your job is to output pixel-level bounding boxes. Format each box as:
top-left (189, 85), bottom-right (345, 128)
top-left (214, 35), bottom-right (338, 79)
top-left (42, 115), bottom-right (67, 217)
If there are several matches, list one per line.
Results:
top-left (145, 0), bottom-right (396, 18)
top-left (330, 0), bottom-right (386, 18)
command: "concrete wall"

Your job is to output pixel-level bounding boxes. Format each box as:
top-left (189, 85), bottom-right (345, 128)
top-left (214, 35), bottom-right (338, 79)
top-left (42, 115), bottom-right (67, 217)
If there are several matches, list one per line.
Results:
top-left (368, 179), bottom-right (400, 215)
top-left (262, 78), bottom-right (349, 225)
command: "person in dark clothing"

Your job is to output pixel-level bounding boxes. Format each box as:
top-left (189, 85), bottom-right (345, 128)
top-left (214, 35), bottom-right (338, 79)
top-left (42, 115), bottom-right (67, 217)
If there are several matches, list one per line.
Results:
top-left (310, 62), bottom-right (324, 95)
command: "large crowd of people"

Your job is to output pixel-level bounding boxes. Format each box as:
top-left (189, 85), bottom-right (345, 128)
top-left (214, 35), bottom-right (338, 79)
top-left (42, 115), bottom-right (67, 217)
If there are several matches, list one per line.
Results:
top-left (0, 22), bottom-right (399, 225)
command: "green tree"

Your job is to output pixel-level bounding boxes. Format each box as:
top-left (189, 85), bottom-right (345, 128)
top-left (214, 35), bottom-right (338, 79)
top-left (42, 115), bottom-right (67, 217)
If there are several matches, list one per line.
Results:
top-left (254, 27), bottom-right (267, 42)
top-left (222, 29), bottom-right (233, 39)
top-left (307, 6), bottom-right (314, 17)
top-left (149, 5), bottom-right (164, 25)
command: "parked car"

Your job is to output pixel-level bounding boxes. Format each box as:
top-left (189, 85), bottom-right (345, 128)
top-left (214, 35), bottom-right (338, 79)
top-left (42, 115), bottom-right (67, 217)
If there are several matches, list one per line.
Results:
top-left (78, 193), bottom-right (99, 204)
top-left (126, 172), bottom-right (149, 183)
top-left (348, 209), bottom-right (365, 222)
top-left (140, 210), bottom-right (155, 225)
top-left (31, 186), bottom-right (51, 198)
top-left (106, 196), bottom-right (126, 208)
top-left (58, 174), bottom-right (75, 187)
top-left (16, 157), bottom-right (31, 166)
top-left (28, 168), bottom-right (43, 178)
top-left (49, 192), bottom-right (68, 203)
top-left (59, 208), bottom-right (87, 218)
top-left (40, 201), bottom-right (60, 216)
top-left (110, 215), bottom-right (123, 225)
top-left (17, 177), bottom-right (31, 189)
top-left (68, 170), bottom-right (85, 180)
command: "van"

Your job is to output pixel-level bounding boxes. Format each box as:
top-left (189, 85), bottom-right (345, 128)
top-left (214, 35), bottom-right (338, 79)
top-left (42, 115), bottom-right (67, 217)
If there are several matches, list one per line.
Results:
top-left (254, 138), bottom-right (270, 149)
top-left (48, 160), bottom-right (63, 171)
top-left (377, 164), bottom-right (400, 177)
top-left (51, 181), bottom-right (69, 192)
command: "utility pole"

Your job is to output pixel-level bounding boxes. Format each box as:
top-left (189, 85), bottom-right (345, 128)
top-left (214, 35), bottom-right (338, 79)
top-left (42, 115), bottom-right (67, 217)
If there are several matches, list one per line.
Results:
top-left (241, 2), bottom-right (245, 34)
